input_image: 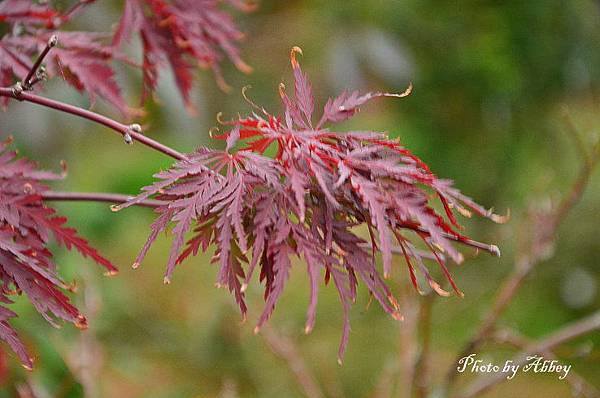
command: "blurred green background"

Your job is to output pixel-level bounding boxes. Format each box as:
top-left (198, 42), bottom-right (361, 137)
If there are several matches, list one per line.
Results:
top-left (1, 0), bottom-right (600, 397)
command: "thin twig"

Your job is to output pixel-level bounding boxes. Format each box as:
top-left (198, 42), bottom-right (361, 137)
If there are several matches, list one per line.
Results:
top-left (371, 360), bottom-right (399, 398)
top-left (457, 311), bottom-right (600, 398)
top-left (396, 282), bottom-right (419, 398)
top-left (22, 35), bottom-right (57, 90)
top-left (445, 144), bottom-right (599, 390)
top-left (0, 88), bottom-right (186, 160)
top-left (493, 328), bottom-right (600, 398)
top-left (41, 191), bottom-right (165, 208)
top-left (412, 294), bottom-right (434, 398)
top-left (261, 326), bottom-right (324, 398)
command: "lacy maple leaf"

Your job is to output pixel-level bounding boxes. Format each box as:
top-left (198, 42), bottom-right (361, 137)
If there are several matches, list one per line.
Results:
top-left (0, 0), bottom-right (127, 113)
top-left (115, 48), bottom-right (503, 361)
top-left (2, 0), bottom-right (254, 113)
top-left (112, 0), bottom-right (254, 109)
top-left (0, 138), bottom-right (117, 369)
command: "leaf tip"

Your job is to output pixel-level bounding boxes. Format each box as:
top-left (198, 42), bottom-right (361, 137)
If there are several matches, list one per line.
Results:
top-left (104, 269), bottom-right (119, 277)
top-left (22, 362), bottom-right (34, 371)
top-left (489, 245), bottom-right (501, 257)
top-left (290, 46), bottom-right (303, 68)
top-left (392, 312), bottom-right (404, 322)
top-left (490, 208), bottom-right (510, 224)
top-left (75, 315), bottom-right (88, 330)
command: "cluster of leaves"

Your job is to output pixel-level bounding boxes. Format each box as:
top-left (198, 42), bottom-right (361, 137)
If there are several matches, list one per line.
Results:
top-left (0, 138), bottom-right (117, 368)
top-left (0, 0), bottom-right (252, 112)
top-left (116, 48), bottom-right (500, 360)
top-left (113, 0), bottom-right (255, 110)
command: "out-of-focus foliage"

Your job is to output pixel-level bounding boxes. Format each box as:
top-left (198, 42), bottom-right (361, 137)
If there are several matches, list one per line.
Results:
top-left (1, 1), bottom-right (600, 397)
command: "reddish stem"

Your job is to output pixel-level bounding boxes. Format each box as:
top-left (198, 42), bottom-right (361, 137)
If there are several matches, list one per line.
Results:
top-left (0, 87), bottom-right (186, 161)
top-left (41, 191), bottom-right (165, 208)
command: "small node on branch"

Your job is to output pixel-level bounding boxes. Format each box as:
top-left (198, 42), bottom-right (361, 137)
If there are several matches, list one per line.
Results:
top-left (48, 35), bottom-right (58, 48)
top-left (129, 123), bottom-right (142, 133)
top-left (22, 35), bottom-right (58, 90)
top-left (12, 82), bottom-right (24, 99)
top-left (27, 68), bottom-right (48, 89)
top-left (124, 123), bottom-right (142, 145)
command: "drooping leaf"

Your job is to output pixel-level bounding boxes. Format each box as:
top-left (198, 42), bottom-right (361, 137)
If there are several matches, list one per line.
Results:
top-left (112, 0), bottom-right (253, 109)
top-left (0, 138), bottom-right (117, 368)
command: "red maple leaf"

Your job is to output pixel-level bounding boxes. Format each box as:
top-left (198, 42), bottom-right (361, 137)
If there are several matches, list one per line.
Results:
top-left (0, 137), bottom-right (117, 368)
top-left (113, 0), bottom-right (254, 110)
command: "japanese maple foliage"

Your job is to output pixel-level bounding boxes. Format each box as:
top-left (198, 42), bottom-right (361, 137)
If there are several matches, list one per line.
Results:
top-left (1, 0), bottom-right (252, 112)
top-left (116, 48), bottom-right (502, 361)
top-left (0, 138), bottom-right (117, 368)
top-left (0, 0), bottom-right (127, 111)
top-left (112, 0), bottom-right (255, 109)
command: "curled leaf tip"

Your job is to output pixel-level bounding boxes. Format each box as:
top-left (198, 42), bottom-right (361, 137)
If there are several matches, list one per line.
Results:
top-left (489, 245), bottom-right (501, 257)
top-left (290, 46), bottom-right (303, 68)
top-left (384, 82), bottom-right (413, 99)
top-left (208, 126), bottom-right (220, 139)
top-left (278, 82), bottom-right (287, 99)
top-left (216, 111), bottom-right (232, 125)
top-left (429, 280), bottom-right (451, 297)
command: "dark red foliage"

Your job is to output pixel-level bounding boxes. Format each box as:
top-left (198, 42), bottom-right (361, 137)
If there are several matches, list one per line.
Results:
top-left (0, 138), bottom-right (117, 369)
top-left (0, 1), bottom-right (127, 112)
top-left (1, 0), bottom-right (253, 112)
top-left (0, 0), bottom-right (58, 26)
top-left (112, 0), bottom-right (255, 110)
top-left (117, 48), bottom-right (501, 361)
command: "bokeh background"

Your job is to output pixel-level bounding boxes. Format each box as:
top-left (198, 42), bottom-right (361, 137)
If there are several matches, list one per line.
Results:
top-left (2, 1), bottom-right (600, 397)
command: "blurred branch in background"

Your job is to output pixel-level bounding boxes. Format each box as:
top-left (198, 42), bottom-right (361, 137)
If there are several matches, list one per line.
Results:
top-left (260, 326), bottom-right (324, 398)
top-left (491, 328), bottom-right (600, 398)
top-left (445, 114), bottom-right (600, 396)
top-left (412, 294), bottom-right (434, 398)
top-left (459, 311), bottom-right (600, 398)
